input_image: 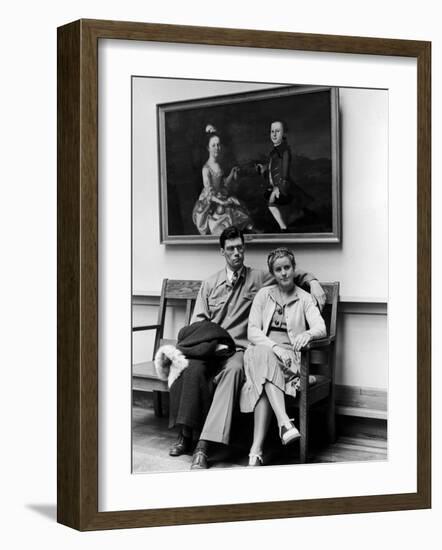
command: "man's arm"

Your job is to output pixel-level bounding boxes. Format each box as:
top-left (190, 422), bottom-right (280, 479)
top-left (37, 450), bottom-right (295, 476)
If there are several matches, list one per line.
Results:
top-left (293, 266), bottom-right (314, 288)
top-left (293, 268), bottom-right (326, 311)
top-left (261, 270), bottom-right (275, 287)
top-left (191, 280), bottom-right (211, 323)
top-left (309, 280), bottom-right (326, 311)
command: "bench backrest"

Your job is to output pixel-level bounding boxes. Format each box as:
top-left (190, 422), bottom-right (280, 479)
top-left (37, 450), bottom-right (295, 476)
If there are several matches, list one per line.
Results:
top-left (318, 282), bottom-right (339, 341)
top-left (152, 278), bottom-right (339, 359)
top-left (153, 279), bottom-right (202, 355)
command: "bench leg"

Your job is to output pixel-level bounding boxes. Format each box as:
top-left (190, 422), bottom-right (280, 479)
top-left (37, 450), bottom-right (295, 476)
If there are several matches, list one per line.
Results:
top-left (327, 345), bottom-right (336, 443)
top-left (153, 391), bottom-right (163, 417)
top-left (300, 407), bottom-right (308, 464)
top-left (326, 393), bottom-right (336, 444)
top-left (299, 352), bottom-right (309, 463)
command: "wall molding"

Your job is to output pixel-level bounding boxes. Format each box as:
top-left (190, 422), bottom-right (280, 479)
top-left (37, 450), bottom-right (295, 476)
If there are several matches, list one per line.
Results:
top-left (133, 294), bottom-right (387, 315)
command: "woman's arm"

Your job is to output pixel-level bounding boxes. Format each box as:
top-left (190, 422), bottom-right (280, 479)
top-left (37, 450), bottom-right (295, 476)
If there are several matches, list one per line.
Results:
top-left (292, 296), bottom-right (326, 351)
top-left (248, 289), bottom-right (295, 364)
top-left (201, 166), bottom-right (213, 194)
top-left (224, 166), bottom-right (239, 187)
top-left (247, 289), bottom-right (276, 348)
top-left (304, 297), bottom-right (327, 340)
top-left (202, 166), bottom-right (227, 205)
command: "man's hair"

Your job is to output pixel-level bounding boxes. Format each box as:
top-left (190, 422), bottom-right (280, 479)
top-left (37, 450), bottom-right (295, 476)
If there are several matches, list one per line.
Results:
top-left (219, 226), bottom-right (245, 249)
top-left (272, 119), bottom-right (288, 134)
top-left (267, 247), bottom-right (296, 274)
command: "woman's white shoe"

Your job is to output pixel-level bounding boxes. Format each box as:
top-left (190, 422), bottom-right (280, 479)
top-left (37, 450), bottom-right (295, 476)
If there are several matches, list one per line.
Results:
top-left (280, 421), bottom-right (301, 445)
top-left (248, 453), bottom-right (264, 466)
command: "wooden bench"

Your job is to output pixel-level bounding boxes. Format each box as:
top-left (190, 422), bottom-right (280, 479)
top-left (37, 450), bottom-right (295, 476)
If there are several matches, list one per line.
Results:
top-left (133, 278), bottom-right (340, 463)
top-left (132, 279), bottom-right (202, 416)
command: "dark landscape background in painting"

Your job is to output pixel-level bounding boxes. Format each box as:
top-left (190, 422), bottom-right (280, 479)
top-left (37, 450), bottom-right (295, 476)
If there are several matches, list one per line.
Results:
top-left (161, 87), bottom-right (333, 236)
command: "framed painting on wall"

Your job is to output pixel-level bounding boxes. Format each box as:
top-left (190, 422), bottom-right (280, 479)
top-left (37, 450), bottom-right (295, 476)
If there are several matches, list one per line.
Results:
top-left (156, 85), bottom-right (340, 243)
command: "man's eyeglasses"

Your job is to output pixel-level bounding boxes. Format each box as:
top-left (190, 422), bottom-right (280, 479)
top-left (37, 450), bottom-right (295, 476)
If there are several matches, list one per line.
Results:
top-left (225, 245), bottom-right (244, 253)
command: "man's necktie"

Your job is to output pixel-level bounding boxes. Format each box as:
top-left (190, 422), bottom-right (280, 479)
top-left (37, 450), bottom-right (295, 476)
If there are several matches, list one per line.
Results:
top-left (231, 270), bottom-right (239, 287)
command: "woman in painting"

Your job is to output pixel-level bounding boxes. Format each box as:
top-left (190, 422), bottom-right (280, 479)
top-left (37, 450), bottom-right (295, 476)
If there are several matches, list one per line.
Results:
top-left (192, 130), bottom-right (253, 235)
top-left (239, 247), bottom-right (326, 466)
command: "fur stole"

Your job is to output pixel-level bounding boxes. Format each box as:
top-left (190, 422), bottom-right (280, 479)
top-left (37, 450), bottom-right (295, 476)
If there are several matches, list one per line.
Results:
top-left (154, 344), bottom-right (189, 388)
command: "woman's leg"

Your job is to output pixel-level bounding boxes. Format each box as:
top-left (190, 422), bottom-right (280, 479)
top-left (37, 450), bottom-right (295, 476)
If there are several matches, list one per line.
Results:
top-left (264, 381), bottom-right (300, 445)
top-left (263, 381), bottom-right (291, 428)
top-left (242, 345), bottom-right (298, 458)
top-left (250, 392), bottom-right (272, 456)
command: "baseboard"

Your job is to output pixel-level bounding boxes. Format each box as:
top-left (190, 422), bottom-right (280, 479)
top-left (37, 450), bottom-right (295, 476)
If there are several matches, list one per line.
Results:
top-left (336, 384), bottom-right (387, 420)
top-left (134, 385), bottom-right (387, 420)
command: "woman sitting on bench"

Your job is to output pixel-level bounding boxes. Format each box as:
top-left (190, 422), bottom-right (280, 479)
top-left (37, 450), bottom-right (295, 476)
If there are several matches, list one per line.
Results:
top-left (240, 247), bottom-right (326, 466)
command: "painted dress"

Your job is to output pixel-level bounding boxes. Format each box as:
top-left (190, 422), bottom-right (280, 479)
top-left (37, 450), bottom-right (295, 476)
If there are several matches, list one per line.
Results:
top-left (192, 163), bottom-right (251, 235)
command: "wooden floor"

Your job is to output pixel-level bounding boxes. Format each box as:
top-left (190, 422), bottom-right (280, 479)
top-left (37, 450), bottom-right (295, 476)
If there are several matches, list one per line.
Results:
top-left (132, 400), bottom-right (387, 474)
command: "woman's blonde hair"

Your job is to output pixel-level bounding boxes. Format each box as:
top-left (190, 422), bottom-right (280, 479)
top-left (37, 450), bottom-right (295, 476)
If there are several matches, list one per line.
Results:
top-left (267, 247), bottom-right (296, 274)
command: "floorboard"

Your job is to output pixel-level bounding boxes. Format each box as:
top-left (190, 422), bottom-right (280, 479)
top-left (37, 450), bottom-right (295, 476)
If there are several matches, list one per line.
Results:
top-left (132, 404), bottom-right (387, 474)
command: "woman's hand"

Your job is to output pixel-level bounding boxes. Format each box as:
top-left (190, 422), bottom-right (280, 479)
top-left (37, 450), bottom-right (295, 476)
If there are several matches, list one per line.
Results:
top-left (227, 196), bottom-right (240, 206)
top-left (229, 166), bottom-right (240, 180)
top-left (292, 332), bottom-right (312, 351)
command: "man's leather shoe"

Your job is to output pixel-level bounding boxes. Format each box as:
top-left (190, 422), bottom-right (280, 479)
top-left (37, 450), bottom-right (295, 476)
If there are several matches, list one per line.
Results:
top-left (169, 435), bottom-right (192, 457)
top-left (190, 449), bottom-right (209, 469)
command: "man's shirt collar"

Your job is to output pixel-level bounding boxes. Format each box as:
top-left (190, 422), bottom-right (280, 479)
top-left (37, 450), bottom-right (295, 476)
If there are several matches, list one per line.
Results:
top-left (226, 265), bottom-right (244, 284)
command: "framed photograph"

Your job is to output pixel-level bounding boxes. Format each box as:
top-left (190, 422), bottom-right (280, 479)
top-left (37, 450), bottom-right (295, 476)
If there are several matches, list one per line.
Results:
top-left (57, 19), bottom-right (431, 531)
top-left (157, 85), bottom-right (340, 243)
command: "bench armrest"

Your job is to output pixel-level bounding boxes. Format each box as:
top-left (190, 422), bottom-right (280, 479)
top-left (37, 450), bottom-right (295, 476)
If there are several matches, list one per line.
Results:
top-left (301, 336), bottom-right (335, 351)
top-left (132, 324), bottom-right (161, 332)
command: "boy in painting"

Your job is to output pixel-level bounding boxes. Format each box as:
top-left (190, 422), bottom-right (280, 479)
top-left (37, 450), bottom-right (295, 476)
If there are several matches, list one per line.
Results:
top-left (256, 120), bottom-right (293, 232)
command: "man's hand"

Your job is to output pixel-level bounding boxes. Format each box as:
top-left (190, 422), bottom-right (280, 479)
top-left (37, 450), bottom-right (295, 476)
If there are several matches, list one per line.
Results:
top-left (292, 331), bottom-right (312, 351)
top-left (310, 280), bottom-right (326, 311)
top-left (255, 163), bottom-right (265, 175)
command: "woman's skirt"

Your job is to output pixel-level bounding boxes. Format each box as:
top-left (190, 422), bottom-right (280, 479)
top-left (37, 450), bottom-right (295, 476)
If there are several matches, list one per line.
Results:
top-left (239, 344), bottom-right (301, 413)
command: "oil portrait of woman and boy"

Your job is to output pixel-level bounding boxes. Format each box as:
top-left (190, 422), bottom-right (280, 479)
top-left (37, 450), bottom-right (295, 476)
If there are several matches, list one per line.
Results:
top-left (158, 85), bottom-right (340, 243)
